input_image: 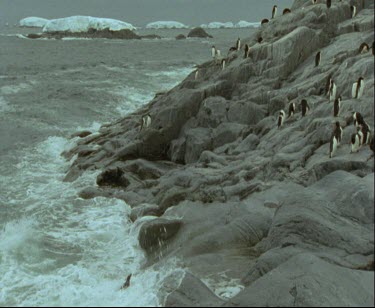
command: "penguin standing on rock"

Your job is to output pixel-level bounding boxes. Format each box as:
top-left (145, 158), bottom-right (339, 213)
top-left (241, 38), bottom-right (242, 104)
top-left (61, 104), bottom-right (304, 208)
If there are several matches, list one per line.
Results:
top-left (329, 79), bottom-right (337, 102)
top-left (325, 75), bottom-right (333, 96)
top-left (272, 5), bottom-right (278, 19)
top-left (221, 59), bottom-right (226, 70)
top-left (140, 114), bottom-right (152, 131)
top-left (326, 0), bottom-right (332, 9)
top-left (312, 0), bottom-right (318, 4)
top-left (236, 38), bottom-right (241, 51)
top-left (278, 110), bottom-right (286, 129)
top-left (329, 133), bottom-right (338, 158)
top-left (350, 5), bottom-right (357, 18)
top-left (194, 69), bottom-right (199, 80)
top-left (359, 43), bottom-right (370, 54)
top-left (351, 131), bottom-right (361, 153)
top-left (244, 44), bottom-right (250, 58)
top-left (333, 96), bottom-right (341, 117)
top-left (352, 77), bottom-right (364, 99)
top-left (301, 99), bottom-right (310, 117)
top-left (211, 46), bottom-right (216, 59)
top-left (333, 121), bottom-right (343, 145)
top-left (288, 102), bottom-right (296, 118)
top-left (283, 8), bottom-right (291, 15)
top-left (361, 122), bottom-right (371, 145)
top-left (315, 51), bottom-right (321, 67)
top-left (261, 18), bottom-right (270, 25)
top-left (353, 112), bottom-right (364, 127)
top-left (357, 126), bottom-right (364, 146)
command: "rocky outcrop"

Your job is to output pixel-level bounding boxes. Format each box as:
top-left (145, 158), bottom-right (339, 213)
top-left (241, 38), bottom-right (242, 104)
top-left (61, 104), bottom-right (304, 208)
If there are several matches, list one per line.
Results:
top-left (65, 0), bottom-right (374, 306)
top-left (187, 27), bottom-right (213, 38)
top-left (176, 34), bottom-right (187, 40)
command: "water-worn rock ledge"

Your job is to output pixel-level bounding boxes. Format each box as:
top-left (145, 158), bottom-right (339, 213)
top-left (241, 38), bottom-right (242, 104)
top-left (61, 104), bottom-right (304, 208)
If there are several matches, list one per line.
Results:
top-left (64, 0), bottom-right (374, 306)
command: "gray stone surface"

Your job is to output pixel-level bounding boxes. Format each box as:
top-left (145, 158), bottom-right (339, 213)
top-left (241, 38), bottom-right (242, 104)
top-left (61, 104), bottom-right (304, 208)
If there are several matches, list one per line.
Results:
top-left (65, 0), bottom-right (374, 306)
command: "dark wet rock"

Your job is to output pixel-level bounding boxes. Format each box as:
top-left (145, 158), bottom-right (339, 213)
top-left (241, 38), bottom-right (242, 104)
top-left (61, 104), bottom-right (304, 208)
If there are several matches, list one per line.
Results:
top-left (71, 130), bottom-right (92, 138)
top-left (96, 167), bottom-right (130, 187)
top-left (26, 33), bottom-right (42, 39)
top-left (187, 27), bottom-right (213, 38)
top-left (138, 218), bottom-right (183, 253)
top-left (175, 34), bottom-right (187, 40)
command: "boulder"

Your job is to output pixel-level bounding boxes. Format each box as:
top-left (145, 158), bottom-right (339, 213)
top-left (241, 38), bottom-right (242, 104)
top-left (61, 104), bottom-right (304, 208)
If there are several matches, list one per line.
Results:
top-left (176, 34), bottom-right (187, 40)
top-left (187, 27), bottom-right (213, 38)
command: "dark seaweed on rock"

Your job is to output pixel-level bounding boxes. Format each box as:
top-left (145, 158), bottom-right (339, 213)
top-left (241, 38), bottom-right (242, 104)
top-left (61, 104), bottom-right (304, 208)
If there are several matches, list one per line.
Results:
top-left (65, 0), bottom-right (374, 306)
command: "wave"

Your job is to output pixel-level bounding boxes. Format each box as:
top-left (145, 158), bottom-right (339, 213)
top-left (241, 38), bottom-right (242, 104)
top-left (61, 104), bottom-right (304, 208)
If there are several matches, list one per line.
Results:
top-left (145, 21), bottom-right (189, 29)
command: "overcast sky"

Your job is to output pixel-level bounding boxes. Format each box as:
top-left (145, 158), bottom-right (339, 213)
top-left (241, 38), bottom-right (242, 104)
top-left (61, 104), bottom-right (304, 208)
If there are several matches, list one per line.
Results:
top-left (1, 0), bottom-right (294, 26)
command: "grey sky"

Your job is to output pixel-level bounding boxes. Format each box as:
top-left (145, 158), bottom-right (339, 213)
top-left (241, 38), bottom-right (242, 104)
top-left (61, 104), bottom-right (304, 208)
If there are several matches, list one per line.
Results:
top-left (1, 0), bottom-right (294, 27)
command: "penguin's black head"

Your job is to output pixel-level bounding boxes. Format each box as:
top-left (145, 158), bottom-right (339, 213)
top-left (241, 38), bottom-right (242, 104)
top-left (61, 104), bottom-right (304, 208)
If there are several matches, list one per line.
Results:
top-left (335, 121), bottom-right (340, 127)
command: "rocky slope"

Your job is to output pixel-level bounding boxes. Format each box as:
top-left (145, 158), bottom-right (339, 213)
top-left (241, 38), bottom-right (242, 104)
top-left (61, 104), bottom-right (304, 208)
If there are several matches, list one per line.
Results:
top-left (64, 0), bottom-right (374, 306)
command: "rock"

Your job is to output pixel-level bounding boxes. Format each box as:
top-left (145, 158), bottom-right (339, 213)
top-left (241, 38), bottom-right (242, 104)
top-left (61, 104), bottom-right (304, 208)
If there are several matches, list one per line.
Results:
top-left (96, 167), bottom-right (130, 187)
top-left (129, 203), bottom-right (162, 222)
top-left (176, 34), bottom-right (187, 40)
top-left (227, 254), bottom-right (374, 307)
top-left (26, 33), bottom-right (42, 39)
top-left (39, 28), bottom-right (142, 40)
top-left (187, 27), bottom-right (213, 38)
top-left (163, 272), bottom-right (225, 307)
top-left (71, 130), bottom-right (92, 138)
top-left (138, 218), bottom-right (182, 253)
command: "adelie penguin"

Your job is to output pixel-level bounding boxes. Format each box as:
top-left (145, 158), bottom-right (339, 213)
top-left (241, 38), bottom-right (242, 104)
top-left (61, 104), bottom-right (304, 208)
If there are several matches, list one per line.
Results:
top-left (236, 37), bottom-right (241, 51)
top-left (352, 77), bottom-right (364, 99)
top-left (140, 114), bottom-right (152, 131)
top-left (277, 110), bottom-right (286, 129)
top-left (261, 18), bottom-right (270, 25)
top-left (315, 51), bottom-right (321, 67)
top-left (357, 126), bottom-right (364, 146)
top-left (221, 59), bottom-right (226, 70)
top-left (360, 122), bottom-right (371, 145)
top-left (326, 0), bottom-right (331, 9)
top-left (333, 96), bottom-right (341, 117)
top-left (288, 102), bottom-right (296, 118)
top-left (272, 5), bottom-right (278, 19)
top-left (325, 75), bottom-right (333, 96)
top-left (301, 99), bottom-right (310, 117)
top-left (257, 37), bottom-right (263, 44)
top-left (329, 79), bottom-right (337, 102)
top-left (283, 8), bottom-right (291, 15)
top-left (211, 46), bottom-right (216, 59)
top-left (359, 42), bottom-right (370, 54)
top-left (353, 111), bottom-right (364, 127)
top-left (333, 121), bottom-right (343, 146)
top-left (351, 130), bottom-right (361, 153)
top-left (312, 0), bottom-right (318, 4)
top-left (244, 44), bottom-right (250, 58)
top-left (194, 69), bottom-right (199, 80)
top-left (329, 133), bottom-right (338, 158)
top-left (350, 5), bottom-right (357, 18)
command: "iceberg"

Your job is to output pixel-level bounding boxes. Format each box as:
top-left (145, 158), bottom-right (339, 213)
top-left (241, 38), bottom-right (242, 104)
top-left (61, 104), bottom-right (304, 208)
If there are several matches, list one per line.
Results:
top-left (19, 17), bottom-right (49, 28)
top-left (42, 16), bottom-right (136, 33)
top-left (200, 22), bottom-right (234, 29)
top-left (145, 21), bottom-right (188, 29)
top-left (235, 21), bottom-right (261, 28)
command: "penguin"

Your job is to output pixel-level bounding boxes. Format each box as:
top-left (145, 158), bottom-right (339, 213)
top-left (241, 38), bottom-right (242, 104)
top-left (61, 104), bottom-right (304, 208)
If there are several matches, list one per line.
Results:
top-left (216, 49), bottom-right (221, 58)
top-left (361, 122), bottom-right (371, 145)
top-left (350, 5), bottom-right (357, 18)
top-left (288, 102), bottom-right (296, 118)
top-left (301, 99), bottom-right (310, 117)
top-left (140, 114), bottom-right (152, 131)
top-left (236, 37), bottom-right (241, 51)
top-left (359, 42), bottom-right (370, 54)
top-left (329, 133), bottom-right (338, 158)
top-left (221, 59), bottom-right (226, 70)
top-left (228, 46), bottom-right (237, 55)
top-left (352, 77), bottom-right (364, 99)
top-left (244, 44), bottom-right (250, 58)
top-left (315, 51), bottom-right (321, 67)
top-left (257, 37), bottom-right (263, 44)
top-left (353, 112), bottom-right (364, 127)
top-left (278, 110), bottom-right (286, 128)
top-left (333, 121), bottom-right (343, 145)
top-left (312, 0), bottom-right (318, 4)
top-left (211, 46), bottom-right (216, 59)
top-left (333, 95), bottom-right (341, 117)
top-left (261, 18), bottom-right (270, 25)
top-left (283, 8), bottom-right (291, 15)
top-left (272, 5), bottom-right (278, 19)
top-left (120, 274), bottom-right (132, 290)
top-left (351, 132), bottom-right (361, 153)
top-left (326, 0), bottom-right (331, 9)
top-left (325, 75), bottom-right (333, 96)
top-left (357, 126), bottom-right (364, 146)
top-left (329, 80), bottom-right (337, 102)
top-left (194, 69), bottom-right (199, 80)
